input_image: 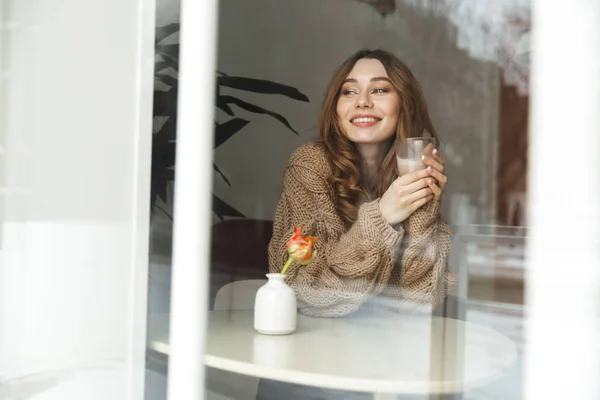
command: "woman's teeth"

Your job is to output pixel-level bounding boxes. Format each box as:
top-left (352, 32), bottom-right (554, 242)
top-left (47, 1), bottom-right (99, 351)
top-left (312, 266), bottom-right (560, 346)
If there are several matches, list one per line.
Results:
top-left (352, 117), bottom-right (379, 123)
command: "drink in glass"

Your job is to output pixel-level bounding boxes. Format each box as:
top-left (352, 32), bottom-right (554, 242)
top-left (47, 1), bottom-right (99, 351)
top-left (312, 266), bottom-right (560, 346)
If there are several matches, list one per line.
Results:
top-left (396, 137), bottom-right (436, 176)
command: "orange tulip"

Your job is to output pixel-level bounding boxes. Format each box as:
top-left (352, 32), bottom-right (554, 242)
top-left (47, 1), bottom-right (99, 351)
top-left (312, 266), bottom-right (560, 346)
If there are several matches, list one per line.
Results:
top-left (281, 227), bottom-right (318, 275)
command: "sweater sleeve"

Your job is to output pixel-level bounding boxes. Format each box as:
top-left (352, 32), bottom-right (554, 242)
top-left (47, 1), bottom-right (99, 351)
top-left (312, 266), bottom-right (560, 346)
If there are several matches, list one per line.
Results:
top-left (397, 200), bottom-right (458, 306)
top-left (268, 144), bottom-right (404, 317)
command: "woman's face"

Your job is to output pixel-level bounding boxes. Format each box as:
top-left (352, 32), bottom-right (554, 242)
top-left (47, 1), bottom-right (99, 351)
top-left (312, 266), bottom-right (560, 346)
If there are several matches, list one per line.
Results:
top-left (336, 58), bottom-right (400, 145)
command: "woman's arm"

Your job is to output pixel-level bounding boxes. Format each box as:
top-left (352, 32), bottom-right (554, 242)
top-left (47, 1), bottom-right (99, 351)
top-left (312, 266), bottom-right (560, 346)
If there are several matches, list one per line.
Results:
top-left (398, 200), bottom-right (457, 306)
top-left (268, 144), bottom-right (404, 317)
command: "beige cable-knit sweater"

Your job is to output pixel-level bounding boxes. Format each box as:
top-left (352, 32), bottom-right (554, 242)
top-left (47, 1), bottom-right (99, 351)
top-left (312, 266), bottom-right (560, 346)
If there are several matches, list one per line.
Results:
top-left (268, 142), bottom-right (457, 317)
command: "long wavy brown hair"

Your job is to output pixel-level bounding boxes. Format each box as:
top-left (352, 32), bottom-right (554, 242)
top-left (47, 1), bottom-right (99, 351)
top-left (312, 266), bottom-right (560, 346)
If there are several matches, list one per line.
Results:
top-left (319, 49), bottom-right (440, 227)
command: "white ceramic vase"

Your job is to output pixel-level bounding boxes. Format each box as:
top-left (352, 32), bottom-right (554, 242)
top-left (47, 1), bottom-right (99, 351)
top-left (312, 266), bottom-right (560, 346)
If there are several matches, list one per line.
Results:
top-left (254, 273), bottom-right (297, 335)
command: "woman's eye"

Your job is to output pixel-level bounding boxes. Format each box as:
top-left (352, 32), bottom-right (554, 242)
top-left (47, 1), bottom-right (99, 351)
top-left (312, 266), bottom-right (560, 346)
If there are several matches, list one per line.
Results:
top-left (342, 89), bottom-right (357, 96)
top-left (373, 88), bottom-right (388, 94)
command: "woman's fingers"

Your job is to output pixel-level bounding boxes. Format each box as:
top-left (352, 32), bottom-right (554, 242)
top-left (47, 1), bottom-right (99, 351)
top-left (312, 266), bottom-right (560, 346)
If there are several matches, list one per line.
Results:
top-left (411, 194), bottom-right (434, 211)
top-left (396, 169), bottom-right (430, 185)
top-left (405, 187), bottom-right (432, 204)
top-left (428, 179), bottom-right (442, 200)
top-left (403, 177), bottom-right (431, 194)
top-left (423, 143), bottom-right (434, 156)
top-left (422, 154), bottom-right (444, 173)
top-left (426, 166), bottom-right (447, 187)
top-left (433, 148), bottom-right (444, 164)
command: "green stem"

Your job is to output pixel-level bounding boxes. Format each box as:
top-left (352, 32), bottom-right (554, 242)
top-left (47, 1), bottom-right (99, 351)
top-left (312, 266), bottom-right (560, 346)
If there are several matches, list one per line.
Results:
top-left (280, 256), bottom-right (294, 275)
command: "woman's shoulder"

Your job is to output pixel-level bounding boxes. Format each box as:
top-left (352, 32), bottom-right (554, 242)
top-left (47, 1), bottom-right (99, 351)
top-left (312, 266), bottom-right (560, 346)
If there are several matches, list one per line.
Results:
top-left (287, 142), bottom-right (331, 175)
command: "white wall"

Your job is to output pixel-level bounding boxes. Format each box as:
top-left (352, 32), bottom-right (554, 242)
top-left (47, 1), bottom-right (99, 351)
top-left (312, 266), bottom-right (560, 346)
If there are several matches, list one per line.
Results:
top-left (0, 0), bottom-right (154, 398)
top-left (213, 0), bottom-right (500, 224)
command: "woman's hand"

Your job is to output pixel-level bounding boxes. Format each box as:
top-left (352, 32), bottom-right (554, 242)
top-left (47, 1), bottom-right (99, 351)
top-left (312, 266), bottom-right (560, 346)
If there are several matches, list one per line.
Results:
top-left (379, 169), bottom-right (434, 225)
top-left (422, 147), bottom-right (447, 201)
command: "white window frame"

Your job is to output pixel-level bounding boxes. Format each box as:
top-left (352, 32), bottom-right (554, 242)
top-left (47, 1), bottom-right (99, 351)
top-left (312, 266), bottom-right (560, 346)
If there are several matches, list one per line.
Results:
top-left (166, 0), bottom-right (218, 399)
top-left (526, 1), bottom-right (600, 399)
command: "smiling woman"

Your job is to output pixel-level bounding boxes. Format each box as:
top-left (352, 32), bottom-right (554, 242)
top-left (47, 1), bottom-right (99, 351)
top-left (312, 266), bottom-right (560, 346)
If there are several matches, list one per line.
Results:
top-left (320, 50), bottom-right (442, 226)
top-left (257, 48), bottom-right (456, 400)
top-left (336, 61), bottom-right (400, 144)
top-left (269, 49), bottom-right (455, 316)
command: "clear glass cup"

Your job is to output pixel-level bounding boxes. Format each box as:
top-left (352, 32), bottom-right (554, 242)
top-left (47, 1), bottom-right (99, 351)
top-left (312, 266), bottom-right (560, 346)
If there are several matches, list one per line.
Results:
top-left (396, 136), bottom-right (436, 176)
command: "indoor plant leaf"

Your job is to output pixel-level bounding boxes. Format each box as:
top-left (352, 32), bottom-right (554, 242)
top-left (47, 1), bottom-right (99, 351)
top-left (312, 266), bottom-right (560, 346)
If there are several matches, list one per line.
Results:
top-left (218, 76), bottom-right (310, 102)
top-left (212, 194), bottom-right (245, 220)
top-left (153, 117), bottom-right (177, 145)
top-left (153, 89), bottom-right (178, 117)
top-left (155, 55), bottom-right (179, 72)
top-left (151, 23), bottom-right (311, 221)
top-left (215, 96), bottom-right (235, 116)
top-left (155, 23), bottom-right (180, 44)
top-left (213, 162), bottom-right (231, 186)
top-left (150, 163), bottom-right (169, 206)
top-left (218, 95), bottom-right (300, 134)
top-left (156, 72), bottom-right (178, 88)
top-left (154, 61), bottom-right (173, 74)
top-left (214, 118), bottom-right (250, 148)
top-left (156, 44), bottom-right (179, 62)
top-left (161, 141), bottom-right (177, 168)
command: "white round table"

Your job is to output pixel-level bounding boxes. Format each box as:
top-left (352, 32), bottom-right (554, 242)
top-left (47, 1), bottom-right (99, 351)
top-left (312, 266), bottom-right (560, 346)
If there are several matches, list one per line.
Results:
top-left (148, 310), bottom-right (517, 399)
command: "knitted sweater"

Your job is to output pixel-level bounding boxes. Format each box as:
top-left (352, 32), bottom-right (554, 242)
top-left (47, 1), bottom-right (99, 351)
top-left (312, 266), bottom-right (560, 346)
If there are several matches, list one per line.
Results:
top-left (268, 142), bottom-right (457, 317)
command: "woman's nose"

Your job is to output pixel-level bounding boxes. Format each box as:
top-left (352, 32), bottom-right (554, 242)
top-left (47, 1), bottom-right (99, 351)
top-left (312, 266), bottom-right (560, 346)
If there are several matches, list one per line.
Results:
top-left (356, 93), bottom-right (372, 108)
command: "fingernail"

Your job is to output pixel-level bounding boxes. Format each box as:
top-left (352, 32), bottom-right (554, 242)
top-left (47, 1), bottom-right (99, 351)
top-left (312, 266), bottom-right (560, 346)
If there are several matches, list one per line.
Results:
top-left (433, 149), bottom-right (438, 154)
top-left (427, 166), bottom-right (432, 172)
top-left (421, 155), bottom-right (426, 161)
top-left (429, 179), bottom-right (433, 184)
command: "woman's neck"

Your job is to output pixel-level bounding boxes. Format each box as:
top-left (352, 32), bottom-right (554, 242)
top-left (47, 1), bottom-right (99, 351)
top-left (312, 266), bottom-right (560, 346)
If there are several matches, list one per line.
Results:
top-left (356, 142), bottom-right (388, 182)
